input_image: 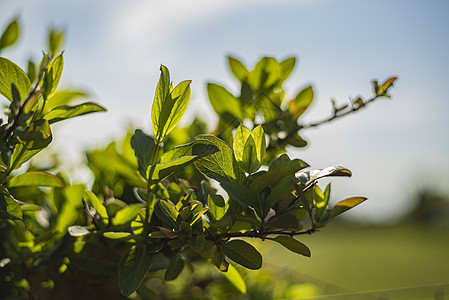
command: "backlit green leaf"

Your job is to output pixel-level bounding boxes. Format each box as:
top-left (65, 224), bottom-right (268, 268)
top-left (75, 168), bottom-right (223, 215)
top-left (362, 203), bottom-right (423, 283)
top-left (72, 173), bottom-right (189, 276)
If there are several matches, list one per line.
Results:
top-left (0, 57), bottom-right (32, 102)
top-left (271, 236), bottom-right (311, 257)
top-left (150, 139), bottom-right (219, 182)
top-left (103, 232), bottom-right (132, 239)
top-left (279, 57), bottom-right (296, 83)
top-left (228, 56), bottom-right (249, 82)
top-left (328, 197), bottom-right (367, 220)
top-left (118, 245), bottom-right (153, 297)
top-left (0, 18), bottom-right (19, 52)
top-left (84, 190), bottom-right (108, 220)
top-left (288, 85), bottom-right (314, 119)
top-left (222, 263), bottom-right (247, 294)
top-left (55, 184), bottom-right (85, 233)
top-left (223, 239), bottom-right (262, 270)
top-left (152, 65), bottom-right (191, 141)
top-left (248, 57), bottom-right (282, 91)
top-left (8, 171), bottom-right (63, 187)
top-left (44, 101), bottom-right (106, 124)
top-left (42, 53), bottom-right (64, 100)
top-left (194, 135), bottom-right (245, 183)
top-left (112, 204), bottom-right (145, 226)
top-left (207, 83), bottom-right (244, 123)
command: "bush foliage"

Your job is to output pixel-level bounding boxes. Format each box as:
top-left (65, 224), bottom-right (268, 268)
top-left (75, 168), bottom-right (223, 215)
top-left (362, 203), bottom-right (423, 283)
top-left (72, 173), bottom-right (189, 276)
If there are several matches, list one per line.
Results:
top-left (0, 18), bottom-right (396, 299)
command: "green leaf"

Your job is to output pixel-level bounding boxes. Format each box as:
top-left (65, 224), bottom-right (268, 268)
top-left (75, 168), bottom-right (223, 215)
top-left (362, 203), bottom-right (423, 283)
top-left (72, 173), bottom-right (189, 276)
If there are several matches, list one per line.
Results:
top-left (164, 255), bottom-right (185, 281)
top-left (328, 197), bottom-right (367, 220)
top-left (131, 129), bottom-right (155, 178)
top-left (27, 58), bottom-right (36, 84)
top-left (44, 101), bottom-right (106, 124)
top-left (223, 239), bottom-right (262, 270)
top-left (10, 119), bottom-right (52, 171)
top-left (233, 125), bottom-right (265, 173)
top-left (297, 165), bottom-right (352, 187)
top-left (118, 245), bottom-right (153, 297)
top-left (154, 199), bottom-right (179, 229)
top-left (250, 158), bottom-right (307, 192)
top-left (222, 263), bottom-right (247, 294)
top-left (314, 184), bottom-right (330, 221)
top-left (270, 236), bottom-right (311, 257)
top-left (194, 135), bottom-right (245, 183)
top-left (207, 83), bottom-right (244, 123)
top-left (42, 53), bottom-right (64, 100)
top-left (247, 57), bottom-right (282, 91)
top-left (8, 171), bottom-right (63, 187)
top-left (0, 57), bottom-right (32, 102)
top-left (221, 181), bottom-right (262, 218)
top-left (112, 204), bottom-right (145, 226)
top-left (68, 225), bottom-right (90, 237)
top-left (0, 18), bottom-right (19, 52)
top-left (151, 139), bottom-right (219, 183)
top-left (208, 194), bottom-right (227, 221)
top-left (152, 65), bottom-right (191, 141)
top-left (84, 190), bottom-right (108, 220)
top-left (288, 85), bottom-right (314, 119)
top-left (0, 187), bottom-right (22, 220)
top-left (43, 89), bottom-right (89, 112)
top-left (103, 232), bottom-right (132, 239)
top-left (48, 27), bottom-right (64, 57)
top-left (227, 56), bottom-right (249, 82)
top-left (376, 76), bottom-right (397, 96)
top-left (280, 57), bottom-right (296, 83)
top-left (55, 184), bottom-right (85, 233)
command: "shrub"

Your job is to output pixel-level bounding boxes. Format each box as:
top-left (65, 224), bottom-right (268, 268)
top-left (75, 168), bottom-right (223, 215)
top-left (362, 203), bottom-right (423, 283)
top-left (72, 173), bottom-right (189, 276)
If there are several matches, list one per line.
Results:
top-left (0, 18), bottom-right (396, 299)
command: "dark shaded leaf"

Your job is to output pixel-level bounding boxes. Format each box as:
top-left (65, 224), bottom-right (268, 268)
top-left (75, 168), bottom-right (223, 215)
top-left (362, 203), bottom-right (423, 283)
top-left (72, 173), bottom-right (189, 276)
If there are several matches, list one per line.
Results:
top-left (0, 187), bottom-right (22, 220)
top-left (118, 245), bottom-right (153, 297)
top-left (223, 239), bottom-right (262, 270)
top-left (164, 255), bottom-right (185, 281)
top-left (270, 236), bottom-right (311, 257)
top-left (131, 129), bottom-right (155, 178)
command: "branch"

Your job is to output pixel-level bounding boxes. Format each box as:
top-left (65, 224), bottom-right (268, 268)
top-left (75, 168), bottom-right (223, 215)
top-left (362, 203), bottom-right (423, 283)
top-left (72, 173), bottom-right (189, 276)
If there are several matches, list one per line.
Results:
top-left (222, 227), bottom-right (318, 239)
top-left (298, 94), bottom-right (382, 130)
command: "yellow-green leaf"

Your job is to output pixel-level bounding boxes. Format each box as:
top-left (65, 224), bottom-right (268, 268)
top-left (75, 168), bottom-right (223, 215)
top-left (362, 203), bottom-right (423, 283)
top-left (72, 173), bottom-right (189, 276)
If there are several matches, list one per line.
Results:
top-left (8, 171), bottom-right (63, 187)
top-left (0, 57), bottom-right (32, 102)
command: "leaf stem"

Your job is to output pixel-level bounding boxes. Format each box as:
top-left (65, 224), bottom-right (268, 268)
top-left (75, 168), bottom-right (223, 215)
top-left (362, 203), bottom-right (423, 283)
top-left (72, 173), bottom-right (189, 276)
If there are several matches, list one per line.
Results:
top-left (145, 139), bottom-right (161, 224)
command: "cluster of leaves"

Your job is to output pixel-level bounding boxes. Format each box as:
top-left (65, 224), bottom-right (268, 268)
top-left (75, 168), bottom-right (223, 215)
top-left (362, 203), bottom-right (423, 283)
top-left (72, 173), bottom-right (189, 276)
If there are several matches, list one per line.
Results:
top-left (0, 18), bottom-right (396, 299)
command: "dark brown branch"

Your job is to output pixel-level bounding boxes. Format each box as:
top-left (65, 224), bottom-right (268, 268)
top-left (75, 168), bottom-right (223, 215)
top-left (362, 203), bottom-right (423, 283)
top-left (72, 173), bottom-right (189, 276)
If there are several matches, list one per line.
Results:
top-left (221, 227), bottom-right (318, 239)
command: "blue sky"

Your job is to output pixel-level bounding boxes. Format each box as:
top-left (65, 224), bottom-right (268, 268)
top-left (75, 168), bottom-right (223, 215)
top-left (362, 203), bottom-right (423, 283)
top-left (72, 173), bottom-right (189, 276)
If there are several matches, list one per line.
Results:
top-left (1, 0), bottom-right (448, 222)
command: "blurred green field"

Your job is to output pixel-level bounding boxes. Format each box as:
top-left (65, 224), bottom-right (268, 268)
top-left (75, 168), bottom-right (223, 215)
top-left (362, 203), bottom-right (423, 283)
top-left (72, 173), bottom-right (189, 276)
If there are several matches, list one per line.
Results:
top-left (251, 223), bottom-right (449, 299)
